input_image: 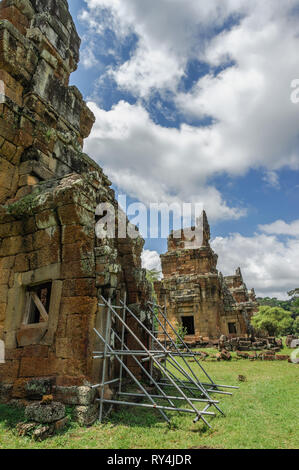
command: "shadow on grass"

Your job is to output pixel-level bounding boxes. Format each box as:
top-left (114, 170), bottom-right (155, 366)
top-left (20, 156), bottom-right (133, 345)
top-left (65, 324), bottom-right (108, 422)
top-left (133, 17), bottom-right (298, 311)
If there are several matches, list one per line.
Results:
top-left (0, 403), bottom-right (77, 442)
top-left (0, 404), bottom-right (25, 431)
top-left (102, 403), bottom-right (215, 437)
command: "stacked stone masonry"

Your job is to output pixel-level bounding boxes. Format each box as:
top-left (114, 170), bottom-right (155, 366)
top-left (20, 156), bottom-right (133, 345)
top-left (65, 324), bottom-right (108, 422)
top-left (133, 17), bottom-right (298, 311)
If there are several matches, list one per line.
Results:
top-left (154, 211), bottom-right (258, 341)
top-left (0, 0), bottom-right (151, 413)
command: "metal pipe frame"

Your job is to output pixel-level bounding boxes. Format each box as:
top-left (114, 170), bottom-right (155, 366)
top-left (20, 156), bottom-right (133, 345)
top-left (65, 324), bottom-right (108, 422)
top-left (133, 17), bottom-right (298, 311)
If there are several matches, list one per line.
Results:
top-left (118, 392), bottom-right (220, 404)
top-left (110, 321), bottom-right (176, 408)
top-left (148, 301), bottom-right (218, 387)
top-left (102, 296), bottom-right (213, 427)
top-left (97, 399), bottom-right (216, 416)
top-left (93, 295), bottom-right (236, 428)
top-left (94, 326), bottom-right (170, 423)
top-left (120, 299), bottom-right (224, 416)
top-left (148, 301), bottom-right (238, 399)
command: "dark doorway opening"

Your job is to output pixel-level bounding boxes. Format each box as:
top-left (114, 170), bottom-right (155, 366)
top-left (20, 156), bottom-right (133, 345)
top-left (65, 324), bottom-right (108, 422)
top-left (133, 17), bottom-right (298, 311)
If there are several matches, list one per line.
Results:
top-left (181, 316), bottom-right (195, 335)
top-left (228, 322), bottom-right (237, 334)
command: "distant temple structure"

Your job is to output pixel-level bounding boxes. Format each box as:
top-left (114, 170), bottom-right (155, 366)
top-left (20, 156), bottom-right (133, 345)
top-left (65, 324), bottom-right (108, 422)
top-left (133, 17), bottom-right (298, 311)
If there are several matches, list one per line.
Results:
top-left (154, 212), bottom-right (258, 341)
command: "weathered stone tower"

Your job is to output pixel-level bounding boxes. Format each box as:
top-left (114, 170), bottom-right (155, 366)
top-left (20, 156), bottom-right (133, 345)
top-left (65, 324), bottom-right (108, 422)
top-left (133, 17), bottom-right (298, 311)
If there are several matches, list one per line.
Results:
top-left (154, 212), bottom-right (257, 341)
top-left (223, 268), bottom-right (258, 335)
top-left (0, 0), bottom-right (150, 418)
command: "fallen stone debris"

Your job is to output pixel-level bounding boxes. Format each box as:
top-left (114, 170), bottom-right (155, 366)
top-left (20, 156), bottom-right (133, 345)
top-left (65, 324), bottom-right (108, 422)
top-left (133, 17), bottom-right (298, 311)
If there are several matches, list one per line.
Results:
top-left (218, 335), bottom-right (283, 352)
top-left (17, 396), bottom-right (68, 441)
top-left (286, 335), bottom-right (299, 348)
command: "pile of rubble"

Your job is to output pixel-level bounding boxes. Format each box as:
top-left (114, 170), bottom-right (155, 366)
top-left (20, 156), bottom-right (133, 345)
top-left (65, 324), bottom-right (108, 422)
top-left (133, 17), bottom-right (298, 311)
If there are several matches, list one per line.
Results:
top-left (17, 396), bottom-right (68, 441)
top-left (286, 335), bottom-right (299, 348)
top-left (235, 351), bottom-right (290, 361)
top-left (217, 335), bottom-right (283, 352)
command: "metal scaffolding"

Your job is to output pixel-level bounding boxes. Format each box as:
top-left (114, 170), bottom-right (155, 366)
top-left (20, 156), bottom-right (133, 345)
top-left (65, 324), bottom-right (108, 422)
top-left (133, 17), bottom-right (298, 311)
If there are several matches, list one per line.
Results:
top-left (93, 295), bottom-right (238, 428)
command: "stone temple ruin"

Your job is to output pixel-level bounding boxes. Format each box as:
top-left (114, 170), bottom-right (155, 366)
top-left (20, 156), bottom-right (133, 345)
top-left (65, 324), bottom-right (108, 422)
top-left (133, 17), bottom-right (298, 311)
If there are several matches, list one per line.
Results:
top-left (0, 0), bottom-right (257, 427)
top-left (154, 211), bottom-right (258, 343)
top-left (0, 0), bottom-right (150, 422)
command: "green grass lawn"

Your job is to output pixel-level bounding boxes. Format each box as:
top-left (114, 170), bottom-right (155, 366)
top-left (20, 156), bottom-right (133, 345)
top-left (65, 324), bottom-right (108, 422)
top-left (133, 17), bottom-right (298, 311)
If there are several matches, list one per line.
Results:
top-left (0, 353), bottom-right (298, 449)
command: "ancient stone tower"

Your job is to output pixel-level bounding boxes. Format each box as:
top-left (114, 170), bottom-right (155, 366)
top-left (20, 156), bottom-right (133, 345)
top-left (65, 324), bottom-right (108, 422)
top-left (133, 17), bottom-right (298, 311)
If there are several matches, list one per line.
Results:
top-left (154, 211), bottom-right (257, 341)
top-left (0, 0), bottom-right (150, 418)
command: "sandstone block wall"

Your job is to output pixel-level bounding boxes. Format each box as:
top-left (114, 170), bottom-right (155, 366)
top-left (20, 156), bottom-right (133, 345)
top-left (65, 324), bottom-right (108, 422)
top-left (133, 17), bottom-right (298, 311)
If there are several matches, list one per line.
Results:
top-left (0, 0), bottom-right (150, 406)
top-left (155, 212), bottom-right (257, 340)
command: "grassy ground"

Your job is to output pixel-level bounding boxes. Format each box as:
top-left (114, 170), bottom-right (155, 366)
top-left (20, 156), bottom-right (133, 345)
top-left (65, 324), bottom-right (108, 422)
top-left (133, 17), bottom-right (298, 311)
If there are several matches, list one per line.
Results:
top-left (0, 350), bottom-right (298, 449)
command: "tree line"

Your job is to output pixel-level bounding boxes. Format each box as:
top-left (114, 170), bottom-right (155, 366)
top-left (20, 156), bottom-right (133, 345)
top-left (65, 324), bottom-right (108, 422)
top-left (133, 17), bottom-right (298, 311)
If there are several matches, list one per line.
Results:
top-left (253, 289), bottom-right (299, 337)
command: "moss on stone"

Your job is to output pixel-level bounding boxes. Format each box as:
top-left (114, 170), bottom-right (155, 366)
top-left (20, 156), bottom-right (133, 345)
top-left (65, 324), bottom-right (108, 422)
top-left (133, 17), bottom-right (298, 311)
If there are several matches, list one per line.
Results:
top-left (5, 187), bottom-right (43, 218)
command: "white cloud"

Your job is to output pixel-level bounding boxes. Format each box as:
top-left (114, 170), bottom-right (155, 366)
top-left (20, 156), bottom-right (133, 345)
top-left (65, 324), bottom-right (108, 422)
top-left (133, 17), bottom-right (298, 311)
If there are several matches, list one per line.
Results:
top-left (85, 100), bottom-right (245, 221)
top-left (262, 171), bottom-right (280, 189)
top-left (81, 45), bottom-right (99, 69)
top-left (259, 219), bottom-right (299, 236)
top-left (176, 2), bottom-right (299, 174)
top-left (83, 0), bottom-right (250, 97)
top-left (79, 0), bottom-right (299, 221)
top-left (211, 232), bottom-right (299, 299)
top-left (141, 249), bottom-right (162, 273)
top-left (109, 41), bottom-right (184, 98)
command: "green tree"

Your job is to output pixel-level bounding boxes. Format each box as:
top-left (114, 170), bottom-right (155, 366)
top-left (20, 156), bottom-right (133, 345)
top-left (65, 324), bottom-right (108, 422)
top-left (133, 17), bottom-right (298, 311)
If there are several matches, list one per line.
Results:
top-left (251, 306), bottom-right (294, 336)
top-left (175, 323), bottom-right (188, 347)
top-left (293, 316), bottom-right (299, 335)
top-left (145, 269), bottom-right (162, 330)
top-left (146, 269), bottom-right (161, 285)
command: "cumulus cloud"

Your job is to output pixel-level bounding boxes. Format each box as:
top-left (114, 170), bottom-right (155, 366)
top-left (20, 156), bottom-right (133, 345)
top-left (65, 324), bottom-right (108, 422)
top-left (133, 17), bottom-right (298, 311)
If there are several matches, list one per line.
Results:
top-left (259, 219), bottom-right (299, 236)
top-left (81, 44), bottom-right (99, 69)
top-left (82, 0), bottom-right (249, 97)
top-left (80, 0), bottom-right (299, 221)
top-left (262, 171), bottom-right (280, 189)
top-left (85, 100), bottom-right (245, 221)
top-left (176, 2), bottom-right (299, 174)
top-left (211, 232), bottom-right (299, 299)
top-left (141, 249), bottom-right (162, 274)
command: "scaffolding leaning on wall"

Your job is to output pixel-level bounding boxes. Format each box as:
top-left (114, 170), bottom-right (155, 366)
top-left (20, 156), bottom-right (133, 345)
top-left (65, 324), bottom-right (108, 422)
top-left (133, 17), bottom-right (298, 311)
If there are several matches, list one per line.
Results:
top-left (93, 295), bottom-right (238, 428)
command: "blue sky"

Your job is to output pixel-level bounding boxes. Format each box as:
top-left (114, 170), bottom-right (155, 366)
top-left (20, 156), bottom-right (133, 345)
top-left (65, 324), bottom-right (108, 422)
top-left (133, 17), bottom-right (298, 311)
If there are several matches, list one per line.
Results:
top-left (68, 0), bottom-right (299, 298)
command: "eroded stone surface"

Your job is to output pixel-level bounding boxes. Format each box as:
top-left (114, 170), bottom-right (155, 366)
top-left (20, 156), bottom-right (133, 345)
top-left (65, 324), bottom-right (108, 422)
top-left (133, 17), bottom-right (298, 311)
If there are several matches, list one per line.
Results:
top-left (155, 212), bottom-right (258, 340)
top-left (0, 0), bottom-right (150, 407)
top-left (73, 404), bottom-right (98, 426)
top-left (25, 400), bottom-right (65, 423)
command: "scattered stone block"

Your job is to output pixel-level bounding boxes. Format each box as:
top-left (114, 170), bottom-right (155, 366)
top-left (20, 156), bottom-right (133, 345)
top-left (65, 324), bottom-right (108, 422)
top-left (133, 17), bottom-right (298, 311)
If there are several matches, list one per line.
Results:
top-left (0, 383), bottom-right (13, 402)
top-left (25, 378), bottom-right (53, 400)
top-left (286, 335), bottom-right (298, 347)
top-left (236, 351), bottom-right (249, 359)
top-left (263, 355), bottom-right (275, 361)
top-left (276, 355), bottom-right (290, 361)
top-left (17, 422), bottom-right (37, 437)
top-left (25, 401), bottom-right (65, 423)
top-left (220, 349), bottom-right (231, 361)
top-left (238, 375), bottom-right (246, 382)
top-left (73, 404), bottom-right (98, 426)
top-left (32, 425), bottom-right (54, 441)
top-left (53, 385), bottom-right (97, 406)
top-left (54, 416), bottom-right (69, 431)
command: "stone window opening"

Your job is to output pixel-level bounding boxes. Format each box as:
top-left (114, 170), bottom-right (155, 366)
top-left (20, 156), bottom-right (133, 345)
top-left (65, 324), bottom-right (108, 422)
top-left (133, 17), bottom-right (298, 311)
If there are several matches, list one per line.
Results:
top-left (181, 316), bottom-right (195, 335)
top-left (228, 322), bottom-right (237, 334)
top-left (23, 282), bottom-right (52, 326)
